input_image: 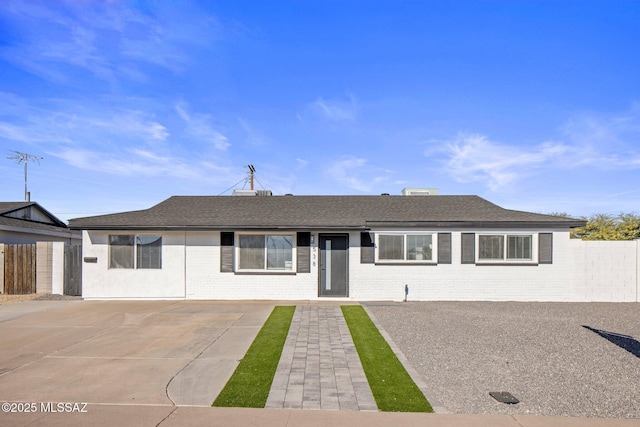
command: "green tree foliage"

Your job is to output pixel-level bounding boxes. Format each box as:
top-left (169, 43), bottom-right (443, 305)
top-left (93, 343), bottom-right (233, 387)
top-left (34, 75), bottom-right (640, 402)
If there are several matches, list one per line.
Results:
top-left (571, 213), bottom-right (640, 240)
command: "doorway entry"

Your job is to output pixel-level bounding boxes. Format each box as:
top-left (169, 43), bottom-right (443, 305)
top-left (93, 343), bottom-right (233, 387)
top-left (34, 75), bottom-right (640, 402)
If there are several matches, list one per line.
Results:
top-left (318, 234), bottom-right (349, 297)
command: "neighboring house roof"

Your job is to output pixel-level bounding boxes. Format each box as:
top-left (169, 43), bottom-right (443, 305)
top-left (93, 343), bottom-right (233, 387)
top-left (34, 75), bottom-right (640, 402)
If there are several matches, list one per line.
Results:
top-left (0, 215), bottom-right (75, 235)
top-left (0, 201), bottom-right (80, 239)
top-left (0, 201), bottom-right (67, 228)
top-left (68, 195), bottom-right (586, 230)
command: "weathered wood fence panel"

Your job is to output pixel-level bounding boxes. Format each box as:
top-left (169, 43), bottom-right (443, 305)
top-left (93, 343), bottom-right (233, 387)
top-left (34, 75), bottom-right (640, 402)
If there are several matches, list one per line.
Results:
top-left (3, 244), bottom-right (36, 294)
top-left (64, 244), bottom-right (82, 296)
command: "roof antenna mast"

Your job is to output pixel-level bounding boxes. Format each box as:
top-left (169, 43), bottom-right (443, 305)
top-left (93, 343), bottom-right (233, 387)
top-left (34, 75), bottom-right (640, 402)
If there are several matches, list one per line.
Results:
top-left (246, 164), bottom-right (256, 190)
top-left (7, 150), bottom-right (43, 202)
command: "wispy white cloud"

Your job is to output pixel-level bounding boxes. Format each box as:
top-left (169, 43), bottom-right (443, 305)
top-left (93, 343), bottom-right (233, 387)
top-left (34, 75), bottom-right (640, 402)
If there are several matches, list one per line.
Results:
top-left (325, 156), bottom-right (391, 192)
top-left (238, 118), bottom-right (270, 147)
top-left (562, 103), bottom-right (640, 168)
top-left (53, 147), bottom-right (204, 180)
top-left (296, 158), bottom-right (309, 170)
top-left (0, 1), bottom-right (220, 84)
top-left (0, 94), bottom-right (233, 183)
top-left (438, 133), bottom-right (570, 191)
top-left (435, 105), bottom-right (640, 191)
top-left (306, 94), bottom-right (358, 122)
top-left (175, 103), bottom-right (230, 150)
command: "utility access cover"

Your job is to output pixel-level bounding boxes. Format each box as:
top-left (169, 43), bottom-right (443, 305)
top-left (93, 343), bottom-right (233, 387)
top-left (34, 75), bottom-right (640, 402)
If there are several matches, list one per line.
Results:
top-left (489, 391), bottom-right (520, 404)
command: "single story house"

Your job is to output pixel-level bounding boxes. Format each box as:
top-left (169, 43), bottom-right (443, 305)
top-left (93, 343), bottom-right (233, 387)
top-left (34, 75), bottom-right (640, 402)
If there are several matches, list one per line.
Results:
top-left (0, 201), bottom-right (81, 244)
top-left (68, 190), bottom-right (586, 301)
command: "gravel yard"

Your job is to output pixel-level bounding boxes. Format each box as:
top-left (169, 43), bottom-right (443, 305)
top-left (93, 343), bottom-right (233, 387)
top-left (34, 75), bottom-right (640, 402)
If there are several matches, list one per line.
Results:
top-left (364, 301), bottom-right (640, 419)
top-left (0, 293), bottom-right (82, 305)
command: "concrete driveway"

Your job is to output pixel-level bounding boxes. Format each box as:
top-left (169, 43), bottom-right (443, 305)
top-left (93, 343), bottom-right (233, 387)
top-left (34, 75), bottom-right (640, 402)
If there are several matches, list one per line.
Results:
top-left (2, 300), bottom-right (639, 427)
top-left (0, 300), bottom-right (274, 410)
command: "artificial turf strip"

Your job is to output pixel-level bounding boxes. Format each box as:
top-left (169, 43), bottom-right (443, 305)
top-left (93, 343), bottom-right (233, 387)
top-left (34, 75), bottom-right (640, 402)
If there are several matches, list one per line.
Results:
top-left (341, 305), bottom-right (433, 413)
top-left (212, 305), bottom-right (295, 408)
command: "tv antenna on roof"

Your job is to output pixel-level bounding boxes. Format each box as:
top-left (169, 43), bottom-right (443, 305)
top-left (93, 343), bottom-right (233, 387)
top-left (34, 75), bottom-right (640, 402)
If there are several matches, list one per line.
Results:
top-left (246, 164), bottom-right (256, 190)
top-left (7, 150), bottom-right (43, 202)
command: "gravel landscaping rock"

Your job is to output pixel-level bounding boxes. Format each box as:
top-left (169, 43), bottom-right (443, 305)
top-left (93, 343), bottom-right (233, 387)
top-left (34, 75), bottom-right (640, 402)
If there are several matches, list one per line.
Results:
top-left (0, 294), bottom-right (82, 305)
top-left (364, 301), bottom-right (640, 419)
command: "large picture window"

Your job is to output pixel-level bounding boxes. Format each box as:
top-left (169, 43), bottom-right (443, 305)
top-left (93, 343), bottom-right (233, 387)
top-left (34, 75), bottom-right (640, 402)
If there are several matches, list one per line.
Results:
top-left (479, 234), bottom-right (532, 261)
top-left (239, 234), bottom-right (294, 271)
top-left (109, 235), bottom-right (162, 269)
top-left (377, 234), bottom-right (433, 262)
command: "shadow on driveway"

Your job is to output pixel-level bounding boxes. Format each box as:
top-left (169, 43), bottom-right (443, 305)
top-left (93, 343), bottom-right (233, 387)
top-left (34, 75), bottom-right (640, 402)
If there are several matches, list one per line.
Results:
top-left (583, 325), bottom-right (640, 359)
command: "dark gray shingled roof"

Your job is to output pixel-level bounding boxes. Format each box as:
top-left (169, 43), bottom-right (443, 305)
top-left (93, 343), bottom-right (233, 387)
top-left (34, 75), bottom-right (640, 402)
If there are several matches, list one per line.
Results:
top-left (68, 195), bottom-right (585, 230)
top-left (0, 201), bottom-right (68, 229)
top-left (0, 202), bottom-right (34, 214)
top-left (0, 215), bottom-right (75, 235)
top-left (0, 201), bottom-right (79, 237)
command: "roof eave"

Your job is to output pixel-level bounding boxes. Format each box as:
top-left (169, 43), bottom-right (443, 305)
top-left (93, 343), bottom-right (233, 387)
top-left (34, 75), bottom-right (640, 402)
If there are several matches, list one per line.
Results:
top-left (366, 220), bottom-right (587, 228)
top-left (70, 220), bottom-right (586, 231)
top-left (69, 224), bottom-right (369, 231)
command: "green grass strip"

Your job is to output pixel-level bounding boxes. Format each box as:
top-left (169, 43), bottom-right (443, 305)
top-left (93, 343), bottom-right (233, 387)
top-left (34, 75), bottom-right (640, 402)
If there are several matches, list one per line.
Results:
top-left (212, 305), bottom-right (295, 408)
top-left (341, 305), bottom-right (433, 412)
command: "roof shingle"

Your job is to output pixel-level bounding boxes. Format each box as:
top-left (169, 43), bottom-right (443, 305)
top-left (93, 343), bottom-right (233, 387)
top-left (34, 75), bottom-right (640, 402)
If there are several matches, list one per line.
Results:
top-left (68, 195), bottom-right (585, 230)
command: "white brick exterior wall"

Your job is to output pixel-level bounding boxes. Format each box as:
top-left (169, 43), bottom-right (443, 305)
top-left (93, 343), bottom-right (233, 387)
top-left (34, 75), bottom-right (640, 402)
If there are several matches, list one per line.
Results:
top-left (80, 229), bottom-right (619, 302)
top-left (184, 231), bottom-right (322, 300)
top-left (82, 231), bottom-right (186, 299)
top-left (568, 239), bottom-right (639, 302)
top-left (351, 230), bottom-right (572, 302)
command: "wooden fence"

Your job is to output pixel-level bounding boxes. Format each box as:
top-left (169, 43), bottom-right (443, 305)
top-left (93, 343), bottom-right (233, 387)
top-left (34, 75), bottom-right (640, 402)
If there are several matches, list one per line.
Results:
top-left (64, 244), bottom-right (82, 296)
top-left (3, 244), bottom-right (37, 294)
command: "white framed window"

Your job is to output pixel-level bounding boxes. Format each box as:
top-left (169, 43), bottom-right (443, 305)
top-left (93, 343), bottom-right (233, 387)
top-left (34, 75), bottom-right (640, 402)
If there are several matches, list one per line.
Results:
top-left (376, 233), bottom-right (435, 262)
top-left (478, 234), bottom-right (533, 262)
top-left (237, 233), bottom-right (295, 271)
top-left (109, 234), bottom-right (162, 269)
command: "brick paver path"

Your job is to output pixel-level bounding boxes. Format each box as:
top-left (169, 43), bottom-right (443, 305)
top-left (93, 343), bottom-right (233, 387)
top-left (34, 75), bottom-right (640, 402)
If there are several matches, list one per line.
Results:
top-left (265, 305), bottom-right (377, 411)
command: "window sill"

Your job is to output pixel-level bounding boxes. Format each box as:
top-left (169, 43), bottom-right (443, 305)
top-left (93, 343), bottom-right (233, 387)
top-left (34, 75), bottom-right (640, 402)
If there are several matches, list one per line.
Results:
top-left (375, 262), bottom-right (438, 266)
top-left (234, 271), bottom-right (297, 275)
top-left (475, 262), bottom-right (538, 266)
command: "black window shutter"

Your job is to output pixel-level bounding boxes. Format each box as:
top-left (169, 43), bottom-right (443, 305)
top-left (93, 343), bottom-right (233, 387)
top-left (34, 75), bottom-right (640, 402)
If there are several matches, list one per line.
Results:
top-left (438, 233), bottom-right (452, 264)
top-left (297, 232), bottom-right (311, 273)
top-left (461, 233), bottom-right (475, 264)
top-left (220, 232), bottom-right (234, 272)
top-left (361, 232), bottom-right (375, 264)
top-left (539, 233), bottom-right (553, 264)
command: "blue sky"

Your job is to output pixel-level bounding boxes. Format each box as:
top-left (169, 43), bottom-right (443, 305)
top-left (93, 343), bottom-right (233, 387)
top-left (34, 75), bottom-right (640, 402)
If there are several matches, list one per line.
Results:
top-left (1, 1), bottom-right (639, 222)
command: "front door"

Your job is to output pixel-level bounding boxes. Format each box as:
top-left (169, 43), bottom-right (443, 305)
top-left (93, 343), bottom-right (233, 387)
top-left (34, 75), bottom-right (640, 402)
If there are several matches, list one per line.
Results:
top-left (319, 234), bottom-right (348, 297)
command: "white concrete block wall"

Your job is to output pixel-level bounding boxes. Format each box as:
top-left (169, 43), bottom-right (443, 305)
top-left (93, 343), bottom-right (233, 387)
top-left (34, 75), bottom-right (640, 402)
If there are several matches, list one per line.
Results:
top-left (82, 231), bottom-right (186, 299)
top-left (36, 241), bottom-right (53, 294)
top-left (51, 242), bottom-right (65, 295)
top-left (80, 229), bottom-right (639, 302)
top-left (351, 230), bottom-right (572, 302)
top-left (569, 239), bottom-right (639, 302)
top-left (185, 231), bottom-right (322, 300)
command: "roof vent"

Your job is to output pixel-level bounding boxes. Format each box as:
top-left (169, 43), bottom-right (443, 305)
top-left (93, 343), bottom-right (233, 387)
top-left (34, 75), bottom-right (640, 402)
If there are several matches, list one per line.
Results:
top-left (381, 193), bottom-right (390, 196)
top-left (401, 187), bottom-right (439, 196)
top-left (232, 189), bottom-right (257, 196)
top-left (232, 189), bottom-right (272, 196)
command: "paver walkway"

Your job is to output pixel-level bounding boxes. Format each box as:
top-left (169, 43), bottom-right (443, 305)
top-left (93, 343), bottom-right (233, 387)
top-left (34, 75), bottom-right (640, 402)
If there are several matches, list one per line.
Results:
top-left (266, 305), bottom-right (377, 411)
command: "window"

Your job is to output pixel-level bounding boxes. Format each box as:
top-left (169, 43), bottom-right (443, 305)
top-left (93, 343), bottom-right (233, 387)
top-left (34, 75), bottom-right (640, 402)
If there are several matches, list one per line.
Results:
top-left (377, 234), bottom-right (433, 262)
top-left (136, 235), bottom-right (162, 268)
top-left (109, 235), bottom-right (134, 268)
top-left (238, 234), bottom-right (294, 271)
top-left (109, 235), bottom-right (162, 269)
top-left (478, 234), bottom-right (532, 261)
